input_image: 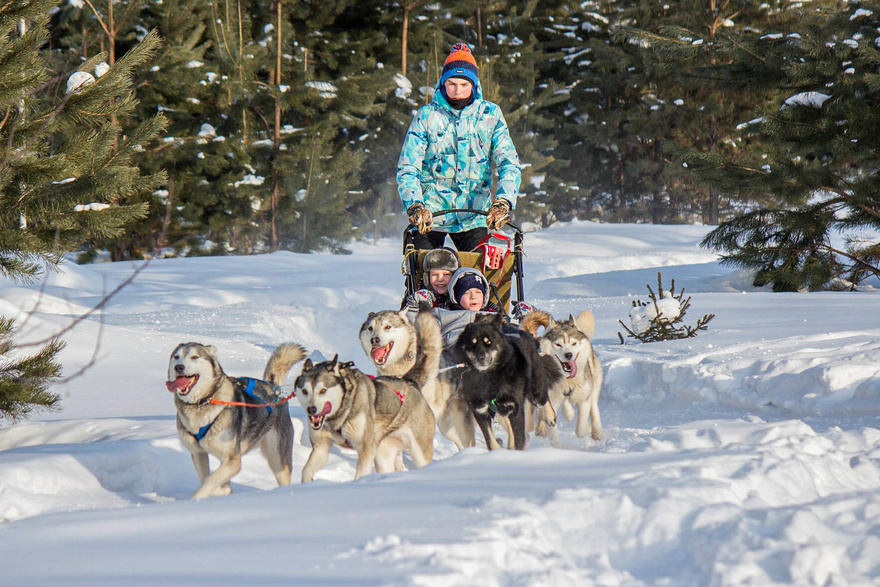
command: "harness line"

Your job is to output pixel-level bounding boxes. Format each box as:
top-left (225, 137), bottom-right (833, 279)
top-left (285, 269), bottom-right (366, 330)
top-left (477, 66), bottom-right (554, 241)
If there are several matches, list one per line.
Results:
top-left (205, 378), bottom-right (295, 410)
top-left (180, 379), bottom-right (294, 442)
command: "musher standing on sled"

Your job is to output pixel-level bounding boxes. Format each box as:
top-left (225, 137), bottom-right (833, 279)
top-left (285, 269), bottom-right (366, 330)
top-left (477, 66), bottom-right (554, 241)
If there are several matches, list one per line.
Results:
top-left (397, 42), bottom-right (522, 252)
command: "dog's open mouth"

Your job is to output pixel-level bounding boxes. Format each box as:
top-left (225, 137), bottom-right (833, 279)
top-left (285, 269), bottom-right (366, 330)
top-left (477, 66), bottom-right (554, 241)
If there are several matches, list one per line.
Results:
top-left (166, 375), bottom-right (199, 395)
top-left (559, 360), bottom-right (578, 379)
top-left (370, 342), bottom-right (393, 365)
top-left (308, 402), bottom-right (333, 430)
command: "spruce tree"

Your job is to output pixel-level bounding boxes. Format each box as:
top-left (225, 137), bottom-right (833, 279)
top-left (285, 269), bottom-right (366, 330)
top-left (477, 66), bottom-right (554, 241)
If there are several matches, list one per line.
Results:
top-left (130, 0), bottom-right (257, 256)
top-left (50, 0), bottom-right (178, 259)
top-left (535, 0), bottom-right (683, 223)
top-left (652, 2), bottom-right (879, 290)
top-left (618, 0), bottom-right (821, 225)
top-left (479, 4), bottom-right (571, 228)
top-left (0, 1), bottom-right (165, 420)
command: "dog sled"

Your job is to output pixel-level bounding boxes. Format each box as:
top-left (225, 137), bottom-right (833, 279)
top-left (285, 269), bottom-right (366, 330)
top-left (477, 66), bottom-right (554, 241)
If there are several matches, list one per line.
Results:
top-left (402, 208), bottom-right (525, 312)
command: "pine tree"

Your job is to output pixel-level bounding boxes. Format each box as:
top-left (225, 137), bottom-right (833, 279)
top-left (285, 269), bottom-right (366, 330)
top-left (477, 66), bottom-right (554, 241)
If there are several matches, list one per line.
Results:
top-left (270, 0), bottom-right (392, 252)
top-left (656, 2), bottom-right (880, 290)
top-left (129, 0), bottom-right (258, 256)
top-left (50, 0), bottom-right (179, 259)
top-left (479, 3), bottom-right (571, 228)
top-left (534, 0), bottom-right (681, 223)
top-left (618, 0), bottom-right (820, 225)
top-left (0, 1), bottom-right (165, 420)
top-left (161, 0), bottom-right (393, 253)
top-left (0, 316), bottom-right (63, 422)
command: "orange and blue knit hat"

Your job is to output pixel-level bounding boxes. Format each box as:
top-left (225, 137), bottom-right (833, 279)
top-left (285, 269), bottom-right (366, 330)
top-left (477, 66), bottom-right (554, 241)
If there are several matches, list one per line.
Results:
top-left (440, 43), bottom-right (478, 87)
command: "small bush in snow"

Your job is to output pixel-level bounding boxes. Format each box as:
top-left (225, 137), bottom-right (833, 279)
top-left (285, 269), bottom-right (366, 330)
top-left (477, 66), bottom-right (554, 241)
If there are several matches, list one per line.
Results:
top-left (618, 272), bottom-right (715, 343)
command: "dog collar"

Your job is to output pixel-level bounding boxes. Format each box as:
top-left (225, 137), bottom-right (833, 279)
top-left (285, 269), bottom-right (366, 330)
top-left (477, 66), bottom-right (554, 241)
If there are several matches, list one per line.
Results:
top-left (195, 388), bottom-right (219, 406)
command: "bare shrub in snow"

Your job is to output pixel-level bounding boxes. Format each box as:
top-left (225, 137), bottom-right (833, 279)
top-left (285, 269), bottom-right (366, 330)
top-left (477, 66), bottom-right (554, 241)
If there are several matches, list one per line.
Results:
top-left (618, 272), bottom-right (715, 343)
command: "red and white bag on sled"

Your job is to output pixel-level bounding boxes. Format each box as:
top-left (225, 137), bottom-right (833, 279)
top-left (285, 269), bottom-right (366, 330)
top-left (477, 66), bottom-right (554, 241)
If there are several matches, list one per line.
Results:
top-left (475, 233), bottom-right (512, 285)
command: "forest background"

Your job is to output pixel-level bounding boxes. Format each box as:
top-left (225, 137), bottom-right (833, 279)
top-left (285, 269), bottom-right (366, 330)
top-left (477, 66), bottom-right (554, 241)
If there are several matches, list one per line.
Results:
top-left (5, 0), bottom-right (880, 419)
top-left (28, 0), bottom-right (873, 262)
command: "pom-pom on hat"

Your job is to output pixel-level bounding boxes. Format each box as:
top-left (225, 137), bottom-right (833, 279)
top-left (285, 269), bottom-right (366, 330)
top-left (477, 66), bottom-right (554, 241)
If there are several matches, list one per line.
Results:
top-left (450, 268), bottom-right (489, 309)
top-left (440, 43), bottom-right (479, 87)
top-left (423, 247), bottom-right (461, 274)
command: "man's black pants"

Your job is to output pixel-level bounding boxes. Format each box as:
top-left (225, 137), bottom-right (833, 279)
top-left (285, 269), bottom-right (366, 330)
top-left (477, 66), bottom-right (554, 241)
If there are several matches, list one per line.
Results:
top-left (409, 228), bottom-right (489, 252)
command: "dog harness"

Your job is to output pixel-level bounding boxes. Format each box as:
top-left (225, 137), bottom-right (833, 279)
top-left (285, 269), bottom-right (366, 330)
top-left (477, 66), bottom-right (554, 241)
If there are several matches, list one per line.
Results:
top-left (201, 377), bottom-right (294, 410)
top-left (370, 376), bottom-right (408, 404)
top-left (193, 421), bottom-right (214, 442)
top-left (237, 378), bottom-right (275, 415)
top-left (187, 378), bottom-right (289, 442)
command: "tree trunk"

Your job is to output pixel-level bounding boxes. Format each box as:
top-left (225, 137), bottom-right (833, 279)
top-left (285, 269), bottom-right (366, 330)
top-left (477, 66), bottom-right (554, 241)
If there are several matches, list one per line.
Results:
top-left (270, 1), bottom-right (283, 250)
top-left (156, 175), bottom-right (174, 253)
top-left (652, 191), bottom-right (663, 224)
top-left (402, 5), bottom-right (409, 73)
top-left (476, 6), bottom-right (483, 48)
top-left (706, 188), bottom-right (720, 224)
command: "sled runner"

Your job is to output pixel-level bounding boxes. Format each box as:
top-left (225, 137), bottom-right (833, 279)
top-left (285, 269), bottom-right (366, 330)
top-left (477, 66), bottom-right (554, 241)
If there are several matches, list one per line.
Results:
top-left (402, 208), bottom-right (525, 312)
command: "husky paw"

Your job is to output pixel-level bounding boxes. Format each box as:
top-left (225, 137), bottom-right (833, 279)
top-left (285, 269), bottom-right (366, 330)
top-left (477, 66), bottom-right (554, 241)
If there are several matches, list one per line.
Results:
top-left (191, 484), bottom-right (233, 500)
top-left (591, 429), bottom-right (604, 441)
top-left (534, 421), bottom-right (548, 437)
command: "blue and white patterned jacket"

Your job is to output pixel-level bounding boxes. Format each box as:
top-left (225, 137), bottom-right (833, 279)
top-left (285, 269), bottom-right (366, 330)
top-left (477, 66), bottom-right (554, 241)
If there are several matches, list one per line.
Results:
top-left (397, 79), bottom-right (522, 233)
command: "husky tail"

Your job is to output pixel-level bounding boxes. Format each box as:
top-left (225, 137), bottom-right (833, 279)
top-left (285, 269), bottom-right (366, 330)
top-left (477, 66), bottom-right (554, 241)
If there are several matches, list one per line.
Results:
top-left (406, 307), bottom-right (442, 388)
top-left (263, 342), bottom-right (308, 385)
top-left (520, 309), bottom-right (553, 337)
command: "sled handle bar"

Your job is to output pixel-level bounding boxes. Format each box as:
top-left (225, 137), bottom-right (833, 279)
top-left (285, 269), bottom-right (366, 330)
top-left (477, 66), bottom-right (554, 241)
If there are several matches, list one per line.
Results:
top-left (404, 208), bottom-right (523, 234)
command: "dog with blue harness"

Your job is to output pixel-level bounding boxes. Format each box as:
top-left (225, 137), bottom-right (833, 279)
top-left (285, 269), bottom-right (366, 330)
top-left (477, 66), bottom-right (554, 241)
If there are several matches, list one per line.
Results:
top-left (166, 341), bottom-right (306, 499)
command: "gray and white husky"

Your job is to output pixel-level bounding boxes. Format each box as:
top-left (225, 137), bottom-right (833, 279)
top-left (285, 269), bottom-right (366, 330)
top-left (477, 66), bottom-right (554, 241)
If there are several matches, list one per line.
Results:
top-left (359, 307), bottom-right (475, 449)
top-left (166, 342), bottom-right (306, 499)
top-left (294, 355), bottom-right (435, 482)
top-left (521, 310), bottom-right (604, 444)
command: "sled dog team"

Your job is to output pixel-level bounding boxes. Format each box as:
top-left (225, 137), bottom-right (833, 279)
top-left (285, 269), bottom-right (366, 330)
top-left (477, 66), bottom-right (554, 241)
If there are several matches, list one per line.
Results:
top-left (166, 306), bottom-right (603, 499)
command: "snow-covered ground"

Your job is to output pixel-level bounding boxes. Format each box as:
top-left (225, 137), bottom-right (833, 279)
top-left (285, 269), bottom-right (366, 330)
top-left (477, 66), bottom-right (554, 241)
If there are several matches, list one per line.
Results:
top-left (1, 220), bottom-right (879, 586)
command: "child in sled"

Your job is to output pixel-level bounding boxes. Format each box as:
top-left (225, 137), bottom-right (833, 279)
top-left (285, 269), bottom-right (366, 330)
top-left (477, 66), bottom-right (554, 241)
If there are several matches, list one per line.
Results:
top-left (422, 247), bottom-right (461, 309)
top-left (407, 267), bottom-right (530, 347)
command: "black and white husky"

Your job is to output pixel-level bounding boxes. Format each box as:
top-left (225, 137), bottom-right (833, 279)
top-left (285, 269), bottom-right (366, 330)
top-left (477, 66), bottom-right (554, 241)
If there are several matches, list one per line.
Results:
top-left (166, 342), bottom-right (306, 499)
top-left (522, 310), bottom-right (604, 444)
top-left (452, 313), bottom-right (563, 450)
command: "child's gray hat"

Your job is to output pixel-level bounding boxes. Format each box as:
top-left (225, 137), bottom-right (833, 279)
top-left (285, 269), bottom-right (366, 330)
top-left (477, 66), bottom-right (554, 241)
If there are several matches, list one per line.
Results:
top-left (423, 247), bottom-right (461, 274)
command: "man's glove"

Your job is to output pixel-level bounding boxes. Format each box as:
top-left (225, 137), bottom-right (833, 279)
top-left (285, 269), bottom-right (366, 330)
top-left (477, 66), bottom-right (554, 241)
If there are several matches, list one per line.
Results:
top-left (486, 199), bottom-right (511, 231)
top-left (407, 203), bottom-right (434, 235)
top-left (406, 289), bottom-right (436, 309)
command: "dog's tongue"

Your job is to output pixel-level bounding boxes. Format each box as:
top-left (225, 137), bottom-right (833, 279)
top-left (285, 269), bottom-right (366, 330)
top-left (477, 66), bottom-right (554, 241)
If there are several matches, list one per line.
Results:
top-left (166, 376), bottom-right (196, 393)
top-left (563, 361), bottom-right (578, 379)
top-left (308, 402), bottom-right (333, 429)
top-left (370, 343), bottom-right (392, 364)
